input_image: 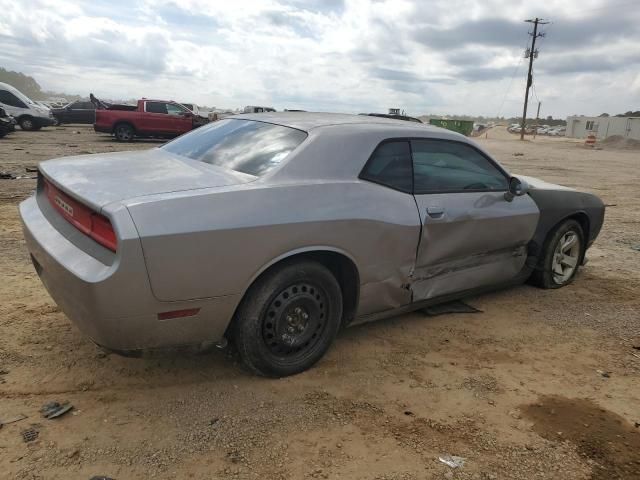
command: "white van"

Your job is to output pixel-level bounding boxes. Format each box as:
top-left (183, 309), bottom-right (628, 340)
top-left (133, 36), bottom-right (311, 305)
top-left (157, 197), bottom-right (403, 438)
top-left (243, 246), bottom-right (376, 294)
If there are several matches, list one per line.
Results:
top-left (0, 82), bottom-right (55, 130)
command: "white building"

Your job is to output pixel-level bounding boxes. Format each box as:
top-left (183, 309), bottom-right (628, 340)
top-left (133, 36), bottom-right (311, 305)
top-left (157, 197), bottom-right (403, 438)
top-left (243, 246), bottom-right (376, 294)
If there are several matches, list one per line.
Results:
top-left (566, 115), bottom-right (640, 140)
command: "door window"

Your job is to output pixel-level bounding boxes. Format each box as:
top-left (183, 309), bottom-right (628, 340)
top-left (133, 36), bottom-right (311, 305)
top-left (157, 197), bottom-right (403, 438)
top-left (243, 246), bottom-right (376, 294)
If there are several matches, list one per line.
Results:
top-left (411, 139), bottom-right (508, 193)
top-left (146, 102), bottom-right (169, 114)
top-left (360, 141), bottom-right (412, 193)
top-left (166, 103), bottom-right (187, 116)
top-left (0, 90), bottom-right (27, 108)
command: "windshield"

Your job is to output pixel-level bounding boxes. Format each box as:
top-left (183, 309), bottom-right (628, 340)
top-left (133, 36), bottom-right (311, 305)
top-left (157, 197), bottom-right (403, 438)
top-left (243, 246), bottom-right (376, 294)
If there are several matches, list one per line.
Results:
top-left (8, 86), bottom-right (37, 106)
top-left (162, 119), bottom-right (307, 177)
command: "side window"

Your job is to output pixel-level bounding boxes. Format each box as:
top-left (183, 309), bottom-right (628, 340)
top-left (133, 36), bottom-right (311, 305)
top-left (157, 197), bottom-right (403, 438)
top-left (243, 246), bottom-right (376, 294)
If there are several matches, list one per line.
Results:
top-left (146, 102), bottom-right (168, 114)
top-left (411, 139), bottom-right (508, 193)
top-left (360, 141), bottom-right (412, 193)
top-left (0, 90), bottom-right (27, 108)
top-left (166, 103), bottom-right (186, 115)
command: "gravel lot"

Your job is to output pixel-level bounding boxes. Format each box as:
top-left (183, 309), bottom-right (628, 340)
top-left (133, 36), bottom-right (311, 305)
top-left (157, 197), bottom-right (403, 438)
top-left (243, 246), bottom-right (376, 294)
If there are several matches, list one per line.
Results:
top-left (0, 125), bottom-right (639, 480)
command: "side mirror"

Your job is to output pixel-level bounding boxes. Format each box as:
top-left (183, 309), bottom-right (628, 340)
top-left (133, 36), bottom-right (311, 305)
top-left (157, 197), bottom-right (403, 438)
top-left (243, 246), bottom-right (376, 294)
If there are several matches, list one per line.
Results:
top-left (504, 176), bottom-right (529, 202)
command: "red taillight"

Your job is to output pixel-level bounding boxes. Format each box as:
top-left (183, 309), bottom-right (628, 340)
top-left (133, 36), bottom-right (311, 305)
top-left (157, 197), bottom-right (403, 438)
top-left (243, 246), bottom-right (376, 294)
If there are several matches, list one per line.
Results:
top-left (44, 180), bottom-right (118, 252)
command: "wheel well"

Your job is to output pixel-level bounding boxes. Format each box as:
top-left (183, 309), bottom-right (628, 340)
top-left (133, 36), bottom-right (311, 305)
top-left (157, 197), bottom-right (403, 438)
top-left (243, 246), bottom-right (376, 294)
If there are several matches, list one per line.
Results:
top-left (233, 251), bottom-right (360, 333)
top-left (567, 212), bottom-right (590, 244)
top-left (113, 121), bottom-right (135, 134)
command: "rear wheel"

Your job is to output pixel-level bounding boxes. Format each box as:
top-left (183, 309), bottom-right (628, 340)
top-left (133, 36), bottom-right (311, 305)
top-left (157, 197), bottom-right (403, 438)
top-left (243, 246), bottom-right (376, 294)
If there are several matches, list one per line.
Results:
top-left (233, 260), bottom-right (342, 377)
top-left (531, 219), bottom-right (584, 289)
top-left (114, 123), bottom-right (134, 142)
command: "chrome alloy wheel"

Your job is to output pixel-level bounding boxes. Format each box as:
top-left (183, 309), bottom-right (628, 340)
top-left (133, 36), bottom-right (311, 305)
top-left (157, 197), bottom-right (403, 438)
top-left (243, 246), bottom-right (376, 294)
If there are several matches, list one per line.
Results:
top-left (552, 230), bottom-right (581, 284)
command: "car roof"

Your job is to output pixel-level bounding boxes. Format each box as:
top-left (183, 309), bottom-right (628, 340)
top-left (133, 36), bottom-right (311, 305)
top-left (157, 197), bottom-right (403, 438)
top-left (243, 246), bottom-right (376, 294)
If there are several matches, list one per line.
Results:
top-left (235, 111), bottom-right (443, 133)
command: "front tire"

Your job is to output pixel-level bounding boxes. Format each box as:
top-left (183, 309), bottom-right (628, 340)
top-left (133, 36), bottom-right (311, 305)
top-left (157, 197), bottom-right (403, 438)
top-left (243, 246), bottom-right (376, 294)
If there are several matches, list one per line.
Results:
top-left (19, 116), bottom-right (35, 131)
top-left (233, 260), bottom-right (343, 377)
top-left (531, 219), bottom-right (584, 289)
top-left (114, 123), bottom-right (135, 142)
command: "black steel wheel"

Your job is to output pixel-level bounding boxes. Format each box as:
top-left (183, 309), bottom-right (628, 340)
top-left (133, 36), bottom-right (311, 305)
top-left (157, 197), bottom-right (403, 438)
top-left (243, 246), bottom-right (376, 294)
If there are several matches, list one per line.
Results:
top-left (233, 260), bottom-right (342, 377)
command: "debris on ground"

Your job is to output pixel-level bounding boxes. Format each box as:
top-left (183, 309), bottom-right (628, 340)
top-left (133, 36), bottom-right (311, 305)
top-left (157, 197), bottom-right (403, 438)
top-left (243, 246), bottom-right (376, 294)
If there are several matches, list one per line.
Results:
top-left (596, 369), bottom-right (611, 378)
top-left (422, 301), bottom-right (482, 316)
top-left (631, 245), bottom-right (640, 252)
top-left (513, 152), bottom-right (524, 156)
top-left (0, 414), bottom-right (27, 426)
top-left (89, 476), bottom-right (115, 480)
top-left (0, 172), bottom-right (15, 179)
top-left (439, 455), bottom-right (466, 468)
top-left (21, 427), bottom-right (39, 443)
top-left (25, 166), bottom-right (38, 173)
top-left (40, 401), bottom-right (74, 419)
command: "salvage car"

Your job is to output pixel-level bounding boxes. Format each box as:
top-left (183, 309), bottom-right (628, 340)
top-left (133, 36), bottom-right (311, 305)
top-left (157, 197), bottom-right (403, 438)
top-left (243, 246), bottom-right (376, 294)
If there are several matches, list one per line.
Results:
top-left (51, 100), bottom-right (96, 125)
top-left (93, 96), bottom-right (201, 141)
top-left (0, 106), bottom-right (17, 138)
top-left (0, 81), bottom-right (55, 130)
top-left (20, 113), bottom-right (605, 377)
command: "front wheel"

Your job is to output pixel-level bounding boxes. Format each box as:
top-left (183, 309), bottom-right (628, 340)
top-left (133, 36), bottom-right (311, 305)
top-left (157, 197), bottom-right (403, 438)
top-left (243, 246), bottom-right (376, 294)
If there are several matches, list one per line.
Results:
top-left (531, 219), bottom-right (584, 289)
top-left (232, 260), bottom-right (343, 377)
top-left (114, 123), bottom-right (134, 142)
top-left (19, 117), bottom-right (35, 131)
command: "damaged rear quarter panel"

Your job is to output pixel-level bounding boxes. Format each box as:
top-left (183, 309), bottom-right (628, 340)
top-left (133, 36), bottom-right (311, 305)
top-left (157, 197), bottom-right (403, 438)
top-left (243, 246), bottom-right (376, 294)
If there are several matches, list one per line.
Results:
top-left (125, 181), bottom-right (421, 317)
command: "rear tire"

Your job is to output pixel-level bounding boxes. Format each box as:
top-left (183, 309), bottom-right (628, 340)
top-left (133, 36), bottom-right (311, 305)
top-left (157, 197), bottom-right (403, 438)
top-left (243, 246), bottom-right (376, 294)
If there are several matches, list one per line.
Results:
top-left (232, 260), bottom-right (343, 377)
top-left (114, 123), bottom-right (135, 142)
top-left (530, 219), bottom-right (584, 289)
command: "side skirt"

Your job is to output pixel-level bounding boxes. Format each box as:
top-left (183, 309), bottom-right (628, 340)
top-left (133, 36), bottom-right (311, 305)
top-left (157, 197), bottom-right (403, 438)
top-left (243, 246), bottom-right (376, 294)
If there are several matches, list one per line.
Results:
top-left (350, 266), bottom-right (533, 326)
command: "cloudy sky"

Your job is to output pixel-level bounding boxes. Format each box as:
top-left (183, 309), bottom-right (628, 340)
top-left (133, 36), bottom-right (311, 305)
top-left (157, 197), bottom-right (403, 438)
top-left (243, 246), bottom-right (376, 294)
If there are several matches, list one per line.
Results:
top-left (1, 0), bottom-right (638, 117)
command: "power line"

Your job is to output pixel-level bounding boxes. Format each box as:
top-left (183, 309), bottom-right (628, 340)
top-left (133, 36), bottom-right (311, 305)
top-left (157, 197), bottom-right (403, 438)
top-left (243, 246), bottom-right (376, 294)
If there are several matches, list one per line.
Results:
top-left (520, 17), bottom-right (549, 140)
top-left (495, 39), bottom-right (529, 119)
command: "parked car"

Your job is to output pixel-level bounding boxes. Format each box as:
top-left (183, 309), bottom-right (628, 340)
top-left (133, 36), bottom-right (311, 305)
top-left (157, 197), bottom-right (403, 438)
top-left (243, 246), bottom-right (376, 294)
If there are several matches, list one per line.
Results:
top-left (0, 82), bottom-right (55, 130)
top-left (92, 96), bottom-right (202, 141)
top-left (0, 106), bottom-right (16, 138)
top-left (178, 103), bottom-right (209, 128)
top-left (243, 105), bottom-right (276, 113)
top-left (51, 100), bottom-right (96, 125)
top-left (20, 113), bottom-right (605, 377)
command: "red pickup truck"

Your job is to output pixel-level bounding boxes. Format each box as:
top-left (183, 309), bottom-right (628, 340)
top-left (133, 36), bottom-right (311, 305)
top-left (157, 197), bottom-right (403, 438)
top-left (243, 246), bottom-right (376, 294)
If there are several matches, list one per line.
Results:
top-left (93, 97), bottom-right (206, 141)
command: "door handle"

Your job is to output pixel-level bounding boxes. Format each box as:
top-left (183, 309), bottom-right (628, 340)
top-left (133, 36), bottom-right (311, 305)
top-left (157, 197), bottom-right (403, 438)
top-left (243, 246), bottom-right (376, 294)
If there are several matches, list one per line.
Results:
top-left (426, 206), bottom-right (444, 218)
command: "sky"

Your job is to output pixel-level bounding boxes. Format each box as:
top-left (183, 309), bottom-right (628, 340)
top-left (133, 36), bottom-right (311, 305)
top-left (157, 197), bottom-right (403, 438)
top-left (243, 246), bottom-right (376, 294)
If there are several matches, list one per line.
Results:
top-left (0, 0), bottom-right (638, 118)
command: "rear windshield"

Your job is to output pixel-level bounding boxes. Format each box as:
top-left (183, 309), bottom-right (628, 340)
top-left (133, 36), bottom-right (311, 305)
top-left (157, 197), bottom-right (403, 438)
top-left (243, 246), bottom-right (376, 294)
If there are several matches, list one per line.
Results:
top-left (162, 119), bottom-right (307, 177)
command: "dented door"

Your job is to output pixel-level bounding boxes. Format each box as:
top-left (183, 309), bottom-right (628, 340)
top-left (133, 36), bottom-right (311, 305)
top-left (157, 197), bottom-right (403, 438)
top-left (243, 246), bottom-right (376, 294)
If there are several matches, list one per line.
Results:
top-left (409, 139), bottom-right (539, 301)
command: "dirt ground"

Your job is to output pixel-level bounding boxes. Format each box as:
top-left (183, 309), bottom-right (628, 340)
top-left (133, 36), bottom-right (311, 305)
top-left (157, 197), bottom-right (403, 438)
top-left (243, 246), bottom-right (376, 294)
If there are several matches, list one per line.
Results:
top-left (0, 125), bottom-right (639, 480)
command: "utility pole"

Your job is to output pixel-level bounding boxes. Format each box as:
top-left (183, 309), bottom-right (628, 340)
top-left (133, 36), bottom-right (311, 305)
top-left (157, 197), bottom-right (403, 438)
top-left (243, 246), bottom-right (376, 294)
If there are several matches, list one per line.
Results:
top-left (520, 17), bottom-right (548, 140)
top-left (533, 101), bottom-right (541, 139)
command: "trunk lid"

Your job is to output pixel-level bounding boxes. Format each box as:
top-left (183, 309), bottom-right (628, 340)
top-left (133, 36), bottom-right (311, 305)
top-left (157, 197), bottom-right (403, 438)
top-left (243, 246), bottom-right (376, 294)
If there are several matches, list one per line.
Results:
top-left (39, 149), bottom-right (254, 210)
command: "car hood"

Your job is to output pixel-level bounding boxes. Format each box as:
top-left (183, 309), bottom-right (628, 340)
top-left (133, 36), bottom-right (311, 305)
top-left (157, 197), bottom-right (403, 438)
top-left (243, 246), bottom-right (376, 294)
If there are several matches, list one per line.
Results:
top-left (39, 148), bottom-right (255, 211)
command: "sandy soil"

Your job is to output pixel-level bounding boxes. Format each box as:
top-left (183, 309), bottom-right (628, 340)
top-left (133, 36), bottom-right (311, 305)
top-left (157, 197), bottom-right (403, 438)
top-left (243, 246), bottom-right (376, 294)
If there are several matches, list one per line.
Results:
top-left (0, 125), bottom-right (639, 480)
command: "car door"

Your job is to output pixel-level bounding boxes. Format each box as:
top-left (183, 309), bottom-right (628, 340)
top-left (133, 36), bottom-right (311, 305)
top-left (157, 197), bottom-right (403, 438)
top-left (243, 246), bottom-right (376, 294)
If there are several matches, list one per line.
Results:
top-left (73, 101), bottom-right (95, 123)
top-left (166, 102), bottom-right (193, 134)
top-left (144, 101), bottom-right (172, 134)
top-left (410, 138), bottom-right (539, 301)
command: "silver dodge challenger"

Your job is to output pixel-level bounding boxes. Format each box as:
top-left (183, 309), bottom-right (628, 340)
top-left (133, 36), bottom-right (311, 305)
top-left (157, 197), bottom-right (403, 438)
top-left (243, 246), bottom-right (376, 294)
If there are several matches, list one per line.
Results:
top-left (20, 113), bottom-right (605, 377)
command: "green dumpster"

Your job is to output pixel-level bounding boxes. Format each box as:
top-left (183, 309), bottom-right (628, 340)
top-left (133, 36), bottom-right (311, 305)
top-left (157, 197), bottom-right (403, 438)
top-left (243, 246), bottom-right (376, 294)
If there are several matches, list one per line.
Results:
top-left (428, 118), bottom-right (474, 136)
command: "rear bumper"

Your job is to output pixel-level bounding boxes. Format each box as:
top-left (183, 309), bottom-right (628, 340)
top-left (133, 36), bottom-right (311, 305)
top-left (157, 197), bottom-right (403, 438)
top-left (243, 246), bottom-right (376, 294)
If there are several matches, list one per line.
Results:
top-left (19, 195), bottom-right (239, 352)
